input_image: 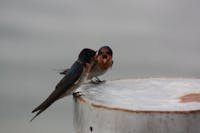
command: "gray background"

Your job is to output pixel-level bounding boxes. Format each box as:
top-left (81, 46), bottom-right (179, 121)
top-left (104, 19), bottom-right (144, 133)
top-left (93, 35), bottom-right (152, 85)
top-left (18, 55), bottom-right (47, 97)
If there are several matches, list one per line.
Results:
top-left (1, 0), bottom-right (200, 133)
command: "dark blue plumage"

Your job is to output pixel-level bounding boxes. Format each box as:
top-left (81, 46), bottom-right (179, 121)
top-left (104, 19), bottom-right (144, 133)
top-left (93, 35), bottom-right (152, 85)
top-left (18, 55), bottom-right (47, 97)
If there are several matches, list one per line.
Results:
top-left (31, 48), bottom-right (96, 121)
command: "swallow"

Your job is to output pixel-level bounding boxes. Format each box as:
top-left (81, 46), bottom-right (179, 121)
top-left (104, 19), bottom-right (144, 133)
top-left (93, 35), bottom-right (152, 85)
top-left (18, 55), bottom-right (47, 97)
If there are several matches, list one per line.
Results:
top-left (31, 48), bottom-right (96, 121)
top-left (60, 46), bottom-right (113, 83)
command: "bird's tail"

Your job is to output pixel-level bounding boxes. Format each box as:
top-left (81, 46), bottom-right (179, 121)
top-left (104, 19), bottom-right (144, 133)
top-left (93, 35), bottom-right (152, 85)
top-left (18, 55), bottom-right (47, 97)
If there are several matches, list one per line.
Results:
top-left (30, 93), bottom-right (57, 122)
top-left (30, 101), bottom-right (51, 122)
top-left (30, 109), bottom-right (44, 122)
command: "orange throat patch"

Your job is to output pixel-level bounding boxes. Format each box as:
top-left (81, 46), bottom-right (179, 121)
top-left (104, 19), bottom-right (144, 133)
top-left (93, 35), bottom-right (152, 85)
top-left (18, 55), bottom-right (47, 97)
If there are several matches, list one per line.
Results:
top-left (98, 57), bottom-right (113, 70)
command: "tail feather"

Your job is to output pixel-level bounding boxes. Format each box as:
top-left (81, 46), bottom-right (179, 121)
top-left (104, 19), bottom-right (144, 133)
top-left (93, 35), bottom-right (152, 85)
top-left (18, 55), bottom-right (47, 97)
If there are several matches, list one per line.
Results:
top-left (32, 105), bottom-right (41, 113)
top-left (30, 110), bottom-right (43, 122)
top-left (30, 99), bottom-right (53, 122)
top-left (31, 93), bottom-right (58, 121)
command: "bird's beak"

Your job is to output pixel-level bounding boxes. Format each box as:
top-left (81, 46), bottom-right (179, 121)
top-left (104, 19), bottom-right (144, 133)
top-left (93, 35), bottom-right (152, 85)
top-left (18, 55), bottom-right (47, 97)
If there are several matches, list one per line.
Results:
top-left (103, 58), bottom-right (107, 64)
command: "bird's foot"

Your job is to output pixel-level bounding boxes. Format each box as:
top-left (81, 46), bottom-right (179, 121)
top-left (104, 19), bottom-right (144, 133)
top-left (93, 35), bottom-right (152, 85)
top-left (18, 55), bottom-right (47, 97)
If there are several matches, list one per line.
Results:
top-left (73, 91), bottom-right (83, 97)
top-left (90, 78), bottom-right (106, 84)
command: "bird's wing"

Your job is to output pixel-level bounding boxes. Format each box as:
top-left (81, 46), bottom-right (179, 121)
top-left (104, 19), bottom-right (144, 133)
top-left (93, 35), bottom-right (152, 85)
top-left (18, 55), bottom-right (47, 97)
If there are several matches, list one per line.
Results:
top-left (31, 61), bottom-right (84, 121)
top-left (111, 60), bottom-right (114, 67)
top-left (55, 62), bottom-right (83, 90)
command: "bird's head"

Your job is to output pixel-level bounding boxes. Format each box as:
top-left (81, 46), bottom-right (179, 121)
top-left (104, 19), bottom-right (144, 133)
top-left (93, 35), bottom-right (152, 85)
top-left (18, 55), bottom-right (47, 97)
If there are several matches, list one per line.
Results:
top-left (97, 46), bottom-right (113, 65)
top-left (78, 48), bottom-right (96, 65)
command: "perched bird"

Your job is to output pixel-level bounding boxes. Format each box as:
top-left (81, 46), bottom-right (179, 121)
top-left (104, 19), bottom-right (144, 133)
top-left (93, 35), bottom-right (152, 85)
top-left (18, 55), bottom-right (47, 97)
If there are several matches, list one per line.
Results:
top-left (60, 46), bottom-right (113, 83)
top-left (31, 48), bottom-right (96, 121)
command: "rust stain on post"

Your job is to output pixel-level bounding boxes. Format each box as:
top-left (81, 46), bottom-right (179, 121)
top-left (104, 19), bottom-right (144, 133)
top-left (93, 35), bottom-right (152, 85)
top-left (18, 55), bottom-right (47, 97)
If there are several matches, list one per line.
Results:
top-left (179, 92), bottom-right (200, 103)
top-left (77, 96), bottom-right (200, 114)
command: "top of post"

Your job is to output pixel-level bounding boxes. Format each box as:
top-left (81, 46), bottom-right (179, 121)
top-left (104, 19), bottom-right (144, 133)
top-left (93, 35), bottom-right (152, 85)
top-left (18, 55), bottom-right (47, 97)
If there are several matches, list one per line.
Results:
top-left (77, 78), bottom-right (200, 113)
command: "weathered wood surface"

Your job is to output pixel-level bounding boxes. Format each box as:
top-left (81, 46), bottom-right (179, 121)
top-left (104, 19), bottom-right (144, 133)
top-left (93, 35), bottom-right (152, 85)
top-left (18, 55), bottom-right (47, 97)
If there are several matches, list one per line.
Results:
top-left (73, 78), bottom-right (200, 133)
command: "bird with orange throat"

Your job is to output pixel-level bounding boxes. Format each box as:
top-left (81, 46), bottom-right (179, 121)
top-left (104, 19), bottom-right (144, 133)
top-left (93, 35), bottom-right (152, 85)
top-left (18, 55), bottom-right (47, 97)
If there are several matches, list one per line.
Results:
top-left (60, 46), bottom-right (113, 83)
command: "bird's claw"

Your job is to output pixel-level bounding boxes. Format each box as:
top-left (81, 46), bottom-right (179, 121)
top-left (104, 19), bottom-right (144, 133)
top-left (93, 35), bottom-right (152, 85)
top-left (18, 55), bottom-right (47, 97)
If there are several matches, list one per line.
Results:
top-left (73, 91), bottom-right (83, 97)
top-left (90, 78), bottom-right (106, 84)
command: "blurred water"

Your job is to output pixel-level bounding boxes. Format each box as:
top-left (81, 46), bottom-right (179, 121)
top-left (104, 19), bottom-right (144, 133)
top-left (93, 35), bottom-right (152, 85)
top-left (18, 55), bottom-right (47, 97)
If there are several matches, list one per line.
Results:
top-left (1, 0), bottom-right (200, 133)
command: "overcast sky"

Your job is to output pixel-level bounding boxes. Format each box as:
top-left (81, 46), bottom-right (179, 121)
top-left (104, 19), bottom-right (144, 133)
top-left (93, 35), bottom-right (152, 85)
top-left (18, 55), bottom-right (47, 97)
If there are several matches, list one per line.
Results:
top-left (1, 0), bottom-right (200, 133)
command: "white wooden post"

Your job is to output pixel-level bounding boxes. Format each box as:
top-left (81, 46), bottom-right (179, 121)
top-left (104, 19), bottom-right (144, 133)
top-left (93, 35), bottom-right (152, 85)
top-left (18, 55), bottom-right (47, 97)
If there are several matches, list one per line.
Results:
top-left (73, 78), bottom-right (200, 133)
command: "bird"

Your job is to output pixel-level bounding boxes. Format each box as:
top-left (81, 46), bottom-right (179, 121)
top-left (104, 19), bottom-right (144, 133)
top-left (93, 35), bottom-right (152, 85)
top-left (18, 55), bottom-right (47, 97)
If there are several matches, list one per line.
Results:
top-left (31, 48), bottom-right (96, 121)
top-left (60, 46), bottom-right (113, 83)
